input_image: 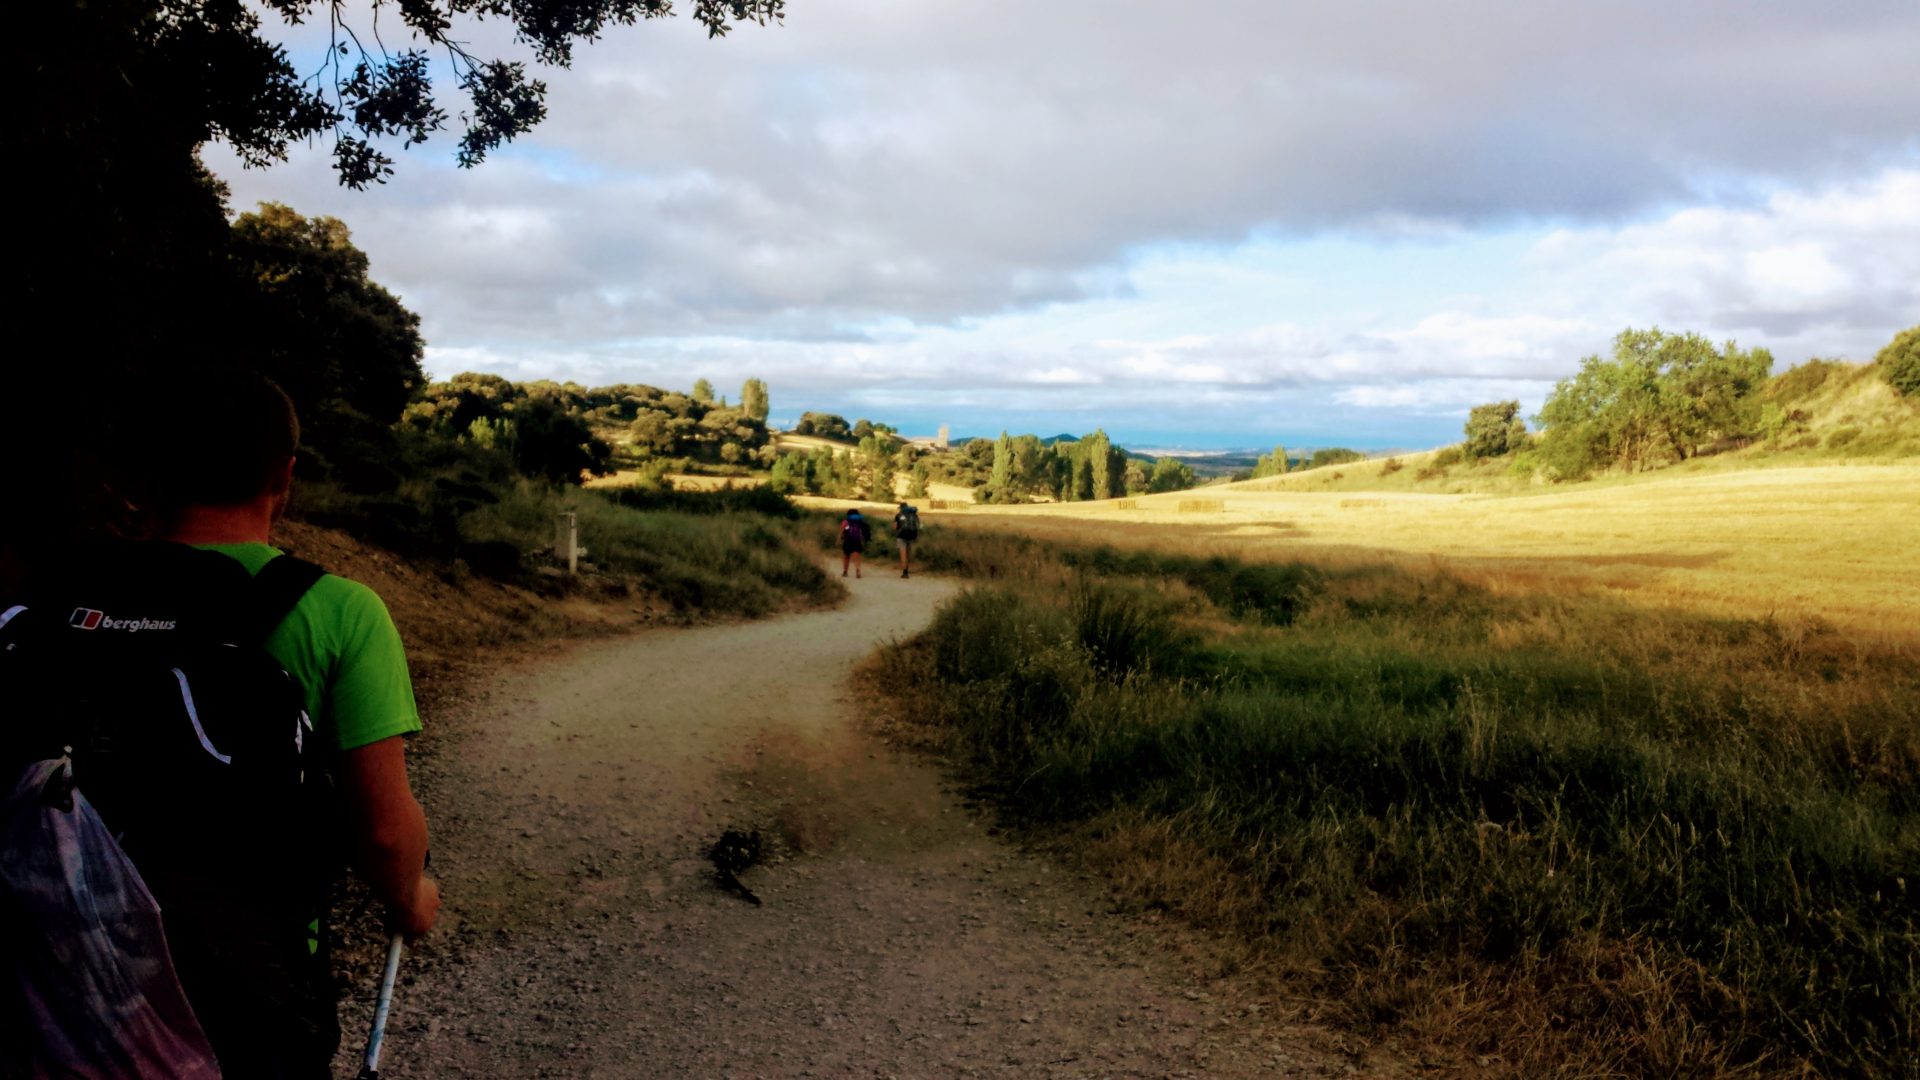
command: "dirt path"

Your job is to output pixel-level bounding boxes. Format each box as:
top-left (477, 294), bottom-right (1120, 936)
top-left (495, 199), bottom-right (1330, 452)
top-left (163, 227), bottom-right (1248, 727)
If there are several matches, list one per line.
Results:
top-left (337, 568), bottom-right (1363, 1078)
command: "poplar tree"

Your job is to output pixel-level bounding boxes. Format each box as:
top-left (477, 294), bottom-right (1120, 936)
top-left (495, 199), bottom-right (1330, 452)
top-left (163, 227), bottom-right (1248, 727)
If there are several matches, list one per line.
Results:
top-left (1088, 430), bottom-right (1113, 500)
top-left (740, 378), bottom-right (771, 422)
top-left (990, 431), bottom-right (1014, 500)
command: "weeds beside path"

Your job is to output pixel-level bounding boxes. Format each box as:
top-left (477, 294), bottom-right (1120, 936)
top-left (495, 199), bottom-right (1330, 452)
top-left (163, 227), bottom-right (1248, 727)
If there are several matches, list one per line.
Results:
top-left (336, 563), bottom-right (1372, 1077)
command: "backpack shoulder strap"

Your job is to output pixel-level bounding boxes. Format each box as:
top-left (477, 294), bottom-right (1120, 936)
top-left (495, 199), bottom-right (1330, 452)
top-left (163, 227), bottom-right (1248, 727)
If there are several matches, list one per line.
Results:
top-left (250, 555), bottom-right (327, 643)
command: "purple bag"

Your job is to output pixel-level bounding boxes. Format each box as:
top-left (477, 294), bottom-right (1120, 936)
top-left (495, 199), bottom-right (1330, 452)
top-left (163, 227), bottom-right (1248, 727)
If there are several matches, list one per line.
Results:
top-left (2, 756), bottom-right (222, 1079)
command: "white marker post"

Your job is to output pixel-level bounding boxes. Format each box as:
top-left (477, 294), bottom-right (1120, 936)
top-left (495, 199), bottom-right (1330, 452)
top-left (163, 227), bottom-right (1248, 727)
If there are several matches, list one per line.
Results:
top-left (555, 512), bottom-right (583, 575)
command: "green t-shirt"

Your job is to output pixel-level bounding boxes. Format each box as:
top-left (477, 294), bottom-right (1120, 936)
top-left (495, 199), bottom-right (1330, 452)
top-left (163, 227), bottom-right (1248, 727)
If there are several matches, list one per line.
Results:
top-left (198, 542), bottom-right (422, 752)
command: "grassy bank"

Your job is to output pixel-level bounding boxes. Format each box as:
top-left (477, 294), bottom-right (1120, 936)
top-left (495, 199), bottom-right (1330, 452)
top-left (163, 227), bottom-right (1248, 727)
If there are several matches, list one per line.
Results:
top-left (873, 526), bottom-right (1919, 1075)
top-left (295, 445), bottom-right (840, 617)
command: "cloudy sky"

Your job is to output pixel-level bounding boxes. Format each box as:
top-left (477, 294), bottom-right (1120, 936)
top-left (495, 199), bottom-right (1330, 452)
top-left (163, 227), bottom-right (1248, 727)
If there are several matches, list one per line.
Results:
top-left (209, 1), bottom-right (1920, 449)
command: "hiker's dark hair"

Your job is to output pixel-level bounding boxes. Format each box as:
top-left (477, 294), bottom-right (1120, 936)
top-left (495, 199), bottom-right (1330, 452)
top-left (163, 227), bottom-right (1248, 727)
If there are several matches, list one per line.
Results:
top-left (119, 370), bottom-right (301, 514)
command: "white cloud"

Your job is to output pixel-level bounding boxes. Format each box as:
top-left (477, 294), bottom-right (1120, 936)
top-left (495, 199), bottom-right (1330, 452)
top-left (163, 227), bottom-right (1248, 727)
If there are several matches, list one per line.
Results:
top-left (1532, 168), bottom-right (1920, 350)
top-left (205, 2), bottom-right (1920, 444)
top-left (1335, 379), bottom-right (1552, 415)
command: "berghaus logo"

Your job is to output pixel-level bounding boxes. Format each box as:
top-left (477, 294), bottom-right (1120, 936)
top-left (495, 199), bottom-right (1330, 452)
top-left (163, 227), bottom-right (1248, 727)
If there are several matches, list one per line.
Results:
top-left (69, 608), bottom-right (176, 633)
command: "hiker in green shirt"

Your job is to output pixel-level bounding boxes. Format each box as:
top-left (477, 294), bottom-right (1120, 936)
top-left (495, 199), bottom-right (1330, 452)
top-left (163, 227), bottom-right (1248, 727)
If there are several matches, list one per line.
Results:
top-left (142, 374), bottom-right (440, 1075)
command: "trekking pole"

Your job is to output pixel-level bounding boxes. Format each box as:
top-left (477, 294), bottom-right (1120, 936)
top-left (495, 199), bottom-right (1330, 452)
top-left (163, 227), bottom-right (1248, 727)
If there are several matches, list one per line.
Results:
top-left (356, 932), bottom-right (406, 1080)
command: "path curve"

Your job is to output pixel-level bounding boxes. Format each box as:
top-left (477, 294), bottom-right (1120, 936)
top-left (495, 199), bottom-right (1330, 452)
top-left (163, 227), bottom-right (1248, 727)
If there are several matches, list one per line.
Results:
top-left (338, 568), bottom-right (1352, 1078)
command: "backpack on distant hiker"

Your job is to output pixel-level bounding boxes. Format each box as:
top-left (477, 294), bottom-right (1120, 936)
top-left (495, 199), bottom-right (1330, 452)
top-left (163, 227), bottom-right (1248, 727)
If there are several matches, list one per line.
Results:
top-left (0, 541), bottom-right (336, 1075)
top-left (895, 506), bottom-right (920, 540)
top-left (841, 517), bottom-right (867, 544)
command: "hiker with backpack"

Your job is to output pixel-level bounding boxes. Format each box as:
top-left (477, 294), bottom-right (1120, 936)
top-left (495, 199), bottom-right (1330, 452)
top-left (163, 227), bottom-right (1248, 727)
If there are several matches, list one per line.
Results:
top-left (892, 502), bottom-right (921, 578)
top-left (838, 508), bottom-right (872, 578)
top-left (2, 372), bottom-right (439, 1078)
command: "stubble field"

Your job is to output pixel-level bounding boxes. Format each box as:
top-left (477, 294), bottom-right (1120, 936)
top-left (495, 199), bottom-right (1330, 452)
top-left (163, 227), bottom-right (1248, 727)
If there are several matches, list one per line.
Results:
top-left (941, 462), bottom-right (1920, 638)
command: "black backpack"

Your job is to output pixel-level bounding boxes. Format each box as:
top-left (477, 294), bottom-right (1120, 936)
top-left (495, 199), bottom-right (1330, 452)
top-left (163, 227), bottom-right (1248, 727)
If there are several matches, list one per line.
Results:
top-left (0, 541), bottom-right (339, 1066)
top-left (895, 506), bottom-right (920, 539)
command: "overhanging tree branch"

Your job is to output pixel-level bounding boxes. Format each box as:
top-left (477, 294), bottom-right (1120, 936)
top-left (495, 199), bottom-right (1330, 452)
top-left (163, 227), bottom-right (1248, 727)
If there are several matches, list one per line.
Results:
top-left (162, 0), bottom-right (786, 189)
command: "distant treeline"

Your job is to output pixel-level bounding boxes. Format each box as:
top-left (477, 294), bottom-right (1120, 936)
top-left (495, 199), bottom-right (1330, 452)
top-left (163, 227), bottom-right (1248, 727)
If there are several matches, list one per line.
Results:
top-left (768, 426), bottom-right (1219, 503)
top-left (404, 372), bottom-right (777, 485)
top-left (769, 429), bottom-right (916, 502)
top-left (918, 431), bottom-right (1201, 503)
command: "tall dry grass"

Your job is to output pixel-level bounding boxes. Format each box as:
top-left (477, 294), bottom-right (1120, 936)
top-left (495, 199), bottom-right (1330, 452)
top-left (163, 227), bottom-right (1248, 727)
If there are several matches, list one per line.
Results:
top-left (873, 523), bottom-right (1919, 1076)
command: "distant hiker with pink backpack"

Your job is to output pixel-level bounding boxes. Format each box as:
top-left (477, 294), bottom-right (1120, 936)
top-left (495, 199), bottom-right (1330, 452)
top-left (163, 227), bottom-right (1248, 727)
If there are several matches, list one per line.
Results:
top-left (838, 508), bottom-right (872, 578)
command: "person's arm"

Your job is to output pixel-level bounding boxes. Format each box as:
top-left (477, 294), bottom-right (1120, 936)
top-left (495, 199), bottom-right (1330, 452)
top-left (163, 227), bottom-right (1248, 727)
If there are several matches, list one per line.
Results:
top-left (336, 736), bottom-right (440, 939)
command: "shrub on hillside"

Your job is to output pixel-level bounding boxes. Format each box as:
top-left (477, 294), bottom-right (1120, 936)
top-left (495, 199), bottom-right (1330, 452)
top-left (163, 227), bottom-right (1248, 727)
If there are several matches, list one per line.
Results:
top-left (1762, 358), bottom-right (1845, 402)
top-left (1464, 401), bottom-right (1529, 458)
top-left (1145, 457), bottom-right (1198, 493)
top-left (1877, 324), bottom-right (1919, 398)
top-left (1379, 456), bottom-right (1404, 474)
top-left (1309, 447), bottom-right (1365, 469)
top-left (1432, 446), bottom-right (1465, 468)
top-left (1251, 445), bottom-right (1292, 478)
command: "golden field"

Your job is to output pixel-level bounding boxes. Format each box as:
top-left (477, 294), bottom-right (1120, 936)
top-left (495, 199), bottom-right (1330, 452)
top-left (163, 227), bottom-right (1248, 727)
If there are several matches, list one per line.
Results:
top-left (939, 462), bottom-right (1920, 639)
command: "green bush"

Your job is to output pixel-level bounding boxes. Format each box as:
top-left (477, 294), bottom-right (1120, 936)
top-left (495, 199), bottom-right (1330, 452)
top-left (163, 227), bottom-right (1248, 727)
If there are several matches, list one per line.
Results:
top-left (1464, 400), bottom-right (1527, 458)
top-left (1309, 446), bottom-right (1366, 469)
top-left (1877, 325), bottom-right (1920, 398)
top-left (1764, 358), bottom-right (1844, 402)
top-left (1432, 445), bottom-right (1465, 468)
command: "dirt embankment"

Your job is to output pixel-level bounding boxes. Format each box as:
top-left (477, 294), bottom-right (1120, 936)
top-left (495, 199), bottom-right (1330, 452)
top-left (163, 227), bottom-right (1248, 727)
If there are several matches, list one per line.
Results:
top-left (295, 521), bottom-right (1379, 1077)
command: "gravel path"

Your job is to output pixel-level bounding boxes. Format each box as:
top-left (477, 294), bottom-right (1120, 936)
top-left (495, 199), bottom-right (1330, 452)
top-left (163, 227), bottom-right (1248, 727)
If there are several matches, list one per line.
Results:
top-left (334, 568), bottom-right (1367, 1078)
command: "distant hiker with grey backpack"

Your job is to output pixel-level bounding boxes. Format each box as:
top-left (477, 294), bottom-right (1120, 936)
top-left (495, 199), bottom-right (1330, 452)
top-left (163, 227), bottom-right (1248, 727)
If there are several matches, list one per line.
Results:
top-left (2, 372), bottom-right (439, 1078)
top-left (891, 502), bottom-right (921, 578)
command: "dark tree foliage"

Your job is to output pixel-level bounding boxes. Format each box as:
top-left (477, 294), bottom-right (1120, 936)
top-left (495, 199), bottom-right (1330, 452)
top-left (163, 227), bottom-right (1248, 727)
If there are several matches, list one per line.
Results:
top-left (404, 373), bottom-right (523, 437)
top-left (793, 412), bottom-right (854, 440)
top-left (47, 0), bottom-right (788, 191)
top-left (6, 1), bottom-right (783, 588)
top-left (511, 397), bottom-right (612, 485)
top-left (227, 203), bottom-right (426, 472)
